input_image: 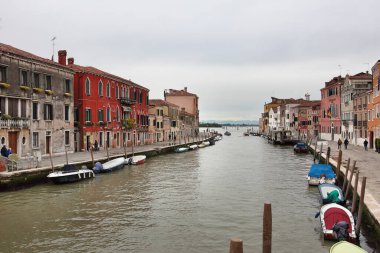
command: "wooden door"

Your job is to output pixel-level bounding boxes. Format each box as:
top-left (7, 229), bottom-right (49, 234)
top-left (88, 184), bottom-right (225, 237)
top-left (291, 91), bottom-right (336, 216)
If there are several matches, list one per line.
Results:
top-left (46, 136), bottom-right (51, 154)
top-left (8, 132), bottom-right (17, 154)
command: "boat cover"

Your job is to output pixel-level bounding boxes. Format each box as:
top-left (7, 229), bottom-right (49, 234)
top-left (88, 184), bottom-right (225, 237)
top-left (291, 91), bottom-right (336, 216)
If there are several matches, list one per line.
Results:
top-left (330, 241), bottom-right (368, 253)
top-left (327, 190), bottom-right (341, 204)
top-left (308, 164), bottom-right (335, 179)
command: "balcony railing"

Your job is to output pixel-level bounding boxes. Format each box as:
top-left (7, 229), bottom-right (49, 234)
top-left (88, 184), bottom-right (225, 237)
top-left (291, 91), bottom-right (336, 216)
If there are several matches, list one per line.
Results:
top-left (119, 97), bottom-right (136, 105)
top-left (0, 119), bottom-right (30, 129)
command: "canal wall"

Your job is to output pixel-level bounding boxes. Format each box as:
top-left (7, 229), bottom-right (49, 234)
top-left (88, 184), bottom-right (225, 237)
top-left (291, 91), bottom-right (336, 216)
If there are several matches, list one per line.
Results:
top-left (0, 139), bottom-right (213, 191)
top-left (308, 143), bottom-right (380, 241)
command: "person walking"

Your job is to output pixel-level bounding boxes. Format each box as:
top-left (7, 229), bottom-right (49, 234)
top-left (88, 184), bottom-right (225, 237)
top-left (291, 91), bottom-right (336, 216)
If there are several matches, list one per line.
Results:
top-left (344, 138), bottom-right (349, 150)
top-left (364, 139), bottom-right (368, 151)
top-left (337, 138), bottom-right (342, 150)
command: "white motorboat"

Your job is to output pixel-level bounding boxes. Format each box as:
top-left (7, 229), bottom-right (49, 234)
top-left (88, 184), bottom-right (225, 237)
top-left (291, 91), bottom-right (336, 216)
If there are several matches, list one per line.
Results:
top-left (47, 164), bottom-right (95, 184)
top-left (189, 144), bottom-right (198, 150)
top-left (198, 143), bottom-right (206, 148)
top-left (127, 155), bottom-right (146, 165)
top-left (101, 157), bottom-right (125, 172)
top-left (175, 147), bottom-right (189, 153)
top-left (202, 141), bottom-right (210, 146)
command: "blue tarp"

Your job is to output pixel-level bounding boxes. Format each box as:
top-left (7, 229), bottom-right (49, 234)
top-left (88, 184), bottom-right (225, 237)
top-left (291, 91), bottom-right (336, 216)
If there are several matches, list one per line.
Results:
top-left (308, 164), bottom-right (335, 179)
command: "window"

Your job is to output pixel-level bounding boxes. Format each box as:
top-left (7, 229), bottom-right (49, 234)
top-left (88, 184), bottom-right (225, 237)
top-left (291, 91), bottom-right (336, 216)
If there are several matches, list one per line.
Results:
top-left (106, 82), bottom-right (110, 98)
top-left (98, 80), bottom-right (103, 97)
top-left (85, 78), bottom-right (91, 96)
top-left (146, 95), bottom-right (149, 105)
top-left (64, 105), bottom-right (70, 121)
top-left (98, 109), bottom-right (104, 122)
top-left (65, 79), bottom-right (71, 93)
top-left (74, 107), bottom-right (78, 122)
top-left (65, 131), bottom-right (70, 146)
top-left (99, 132), bottom-right (103, 147)
top-left (44, 104), bottom-right (53, 120)
top-left (45, 75), bottom-right (52, 90)
top-left (33, 73), bottom-right (40, 88)
top-left (106, 108), bottom-right (111, 122)
top-left (20, 70), bottom-right (28, 85)
top-left (134, 90), bottom-right (137, 100)
top-left (116, 85), bottom-right (119, 99)
top-left (85, 108), bottom-right (92, 122)
top-left (139, 92), bottom-right (143, 104)
top-left (0, 65), bottom-right (7, 82)
top-left (32, 132), bottom-right (39, 148)
top-left (32, 102), bottom-right (38, 120)
top-left (116, 109), bottom-right (119, 121)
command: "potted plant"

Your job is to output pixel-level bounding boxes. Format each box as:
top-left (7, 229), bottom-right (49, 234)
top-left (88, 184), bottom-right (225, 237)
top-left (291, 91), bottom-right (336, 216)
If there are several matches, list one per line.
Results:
top-left (32, 87), bottom-right (44, 93)
top-left (85, 121), bottom-right (94, 126)
top-left (97, 121), bottom-right (107, 127)
top-left (375, 138), bottom-right (380, 153)
top-left (45, 90), bottom-right (54, 95)
top-left (64, 92), bottom-right (73, 97)
top-left (19, 85), bottom-right (31, 91)
top-left (1, 114), bottom-right (12, 120)
top-left (0, 83), bottom-right (11, 89)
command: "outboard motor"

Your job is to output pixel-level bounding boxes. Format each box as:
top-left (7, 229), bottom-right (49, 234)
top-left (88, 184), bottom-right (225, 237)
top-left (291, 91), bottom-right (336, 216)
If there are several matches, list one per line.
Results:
top-left (92, 162), bottom-right (103, 174)
top-left (332, 221), bottom-right (349, 241)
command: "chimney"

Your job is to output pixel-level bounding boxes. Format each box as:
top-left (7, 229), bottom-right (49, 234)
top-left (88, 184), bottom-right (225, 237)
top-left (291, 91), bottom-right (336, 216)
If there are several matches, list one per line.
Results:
top-left (68, 57), bottom-right (74, 65)
top-left (305, 93), bottom-right (310, 101)
top-left (184, 87), bottom-right (187, 92)
top-left (58, 50), bottom-right (67, 65)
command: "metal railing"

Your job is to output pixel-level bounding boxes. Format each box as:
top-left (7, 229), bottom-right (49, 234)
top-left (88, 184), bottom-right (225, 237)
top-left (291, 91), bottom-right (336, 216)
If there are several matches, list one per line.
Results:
top-left (119, 97), bottom-right (136, 105)
top-left (0, 119), bottom-right (30, 129)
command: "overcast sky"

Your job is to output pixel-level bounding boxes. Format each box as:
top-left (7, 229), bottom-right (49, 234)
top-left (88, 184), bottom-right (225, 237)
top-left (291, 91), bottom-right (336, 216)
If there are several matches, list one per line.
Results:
top-left (1, 0), bottom-right (379, 121)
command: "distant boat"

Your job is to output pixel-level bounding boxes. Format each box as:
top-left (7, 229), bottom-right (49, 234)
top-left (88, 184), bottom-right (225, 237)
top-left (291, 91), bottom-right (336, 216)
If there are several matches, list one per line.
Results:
top-left (320, 203), bottom-right (356, 242)
top-left (318, 183), bottom-right (345, 205)
top-left (307, 164), bottom-right (336, 186)
top-left (224, 131), bottom-right (231, 136)
top-left (330, 241), bottom-right (368, 253)
top-left (202, 141), bottom-right (210, 146)
top-left (47, 164), bottom-right (95, 184)
top-left (101, 157), bottom-right (125, 172)
top-left (243, 132), bottom-right (249, 136)
top-left (189, 144), bottom-right (198, 150)
top-left (175, 147), bottom-right (189, 153)
top-left (293, 142), bottom-right (308, 153)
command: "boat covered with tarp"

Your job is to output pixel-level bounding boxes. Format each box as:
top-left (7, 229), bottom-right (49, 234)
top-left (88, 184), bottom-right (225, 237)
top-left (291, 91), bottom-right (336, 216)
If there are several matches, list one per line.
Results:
top-left (307, 164), bottom-right (336, 186)
top-left (330, 241), bottom-right (367, 253)
top-left (318, 183), bottom-right (345, 205)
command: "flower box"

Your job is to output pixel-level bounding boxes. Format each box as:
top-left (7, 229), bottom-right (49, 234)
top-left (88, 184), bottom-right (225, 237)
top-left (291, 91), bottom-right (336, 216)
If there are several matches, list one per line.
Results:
top-left (33, 87), bottom-right (44, 93)
top-left (0, 83), bottom-right (11, 89)
top-left (19, 85), bottom-right (31, 91)
top-left (85, 121), bottom-right (94, 126)
top-left (45, 90), bottom-right (54, 95)
top-left (1, 114), bottom-right (12, 120)
top-left (64, 92), bottom-right (73, 97)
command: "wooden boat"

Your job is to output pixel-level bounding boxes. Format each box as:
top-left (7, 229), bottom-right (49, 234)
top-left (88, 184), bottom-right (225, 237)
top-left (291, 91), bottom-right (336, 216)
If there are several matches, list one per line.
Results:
top-left (330, 241), bottom-right (368, 253)
top-left (293, 142), bottom-right (308, 153)
top-left (128, 155), bottom-right (146, 165)
top-left (47, 164), bottom-right (95, 184)
top-left (175, 147), bottom-right (189, 153)
top-left (307, 164), bottom-right (336, 186)
top-left (318, 183), bottom-right (345, 205)
top-left (189, 144), bottom-right (198, 150)
top-left (101, 157), bottom-right (125, 172)
top-left (320, 203), bottom-right (356, 242)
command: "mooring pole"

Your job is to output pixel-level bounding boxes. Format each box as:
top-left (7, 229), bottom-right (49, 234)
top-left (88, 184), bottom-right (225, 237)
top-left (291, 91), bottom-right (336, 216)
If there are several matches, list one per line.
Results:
top-left (344, 160), bottom-right (356, 200)
top-left (263, 202), bottom-right (272, 253)
top-left (106, 142), bottom-right (110, 161)
top-left (318, 143), bottom-right (323, 163)
top-left (65, 149), bottom-right (69, 165)
top-left (351, 171), bottom-right (360, 214)
top-left (90, 147), bottom-right (95, 167)
top-left (342, 158), bottom-right (350, 194)
top-left (356, 177), bottom-right (367, 233)
top-left (229, 238), bottom-right (243, 253)
top-left (49, 151), bottom-right (54, 171)
top-left (123, 142), bottom-right (127, 158)
top-left (326, 147), bottom-right (331, 165)
top-left (336, 150), bottom-right (342, 185)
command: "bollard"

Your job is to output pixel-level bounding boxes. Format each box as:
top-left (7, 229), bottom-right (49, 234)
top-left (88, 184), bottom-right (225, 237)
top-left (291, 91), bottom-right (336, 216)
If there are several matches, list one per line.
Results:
top-left (90, 147), bottom-right (95, 167)
top-left (356, 177), bottom-right (367, 233)
top-left (342, 158), bottom-right (350, 194)
top-left (229, 238), bottom-right (243, 253)
top-left (336, 150), bottom-right (342, 185)
top-left (344, 160), bottom-right (356, 200)
top-left (263, 202), bottom-right (272, 253)
top-left (351, 171), bottom-right (360, 214)
top-left (326, 147), bottom-right (331, 165)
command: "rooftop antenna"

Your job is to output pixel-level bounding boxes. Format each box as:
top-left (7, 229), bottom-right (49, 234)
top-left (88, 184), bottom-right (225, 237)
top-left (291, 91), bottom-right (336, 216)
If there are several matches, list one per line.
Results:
top-left (51, 36), bottom-right (56, 61)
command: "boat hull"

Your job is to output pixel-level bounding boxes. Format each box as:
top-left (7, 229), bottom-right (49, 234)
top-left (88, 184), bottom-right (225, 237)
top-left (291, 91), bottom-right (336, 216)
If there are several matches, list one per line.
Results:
top-left (47, 169), bottom-right (95, 184)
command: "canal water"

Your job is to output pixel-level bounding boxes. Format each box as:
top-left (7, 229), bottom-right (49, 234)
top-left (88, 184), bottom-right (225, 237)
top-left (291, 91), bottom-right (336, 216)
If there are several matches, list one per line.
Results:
top-left (0, 127), bottom-right (378, 253)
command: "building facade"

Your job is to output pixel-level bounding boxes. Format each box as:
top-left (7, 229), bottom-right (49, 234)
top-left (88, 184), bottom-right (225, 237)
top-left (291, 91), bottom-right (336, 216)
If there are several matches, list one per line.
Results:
top-left (369, 60), bottom-right (380, 149)
top-left (0, 43), bottom-right (75, 158)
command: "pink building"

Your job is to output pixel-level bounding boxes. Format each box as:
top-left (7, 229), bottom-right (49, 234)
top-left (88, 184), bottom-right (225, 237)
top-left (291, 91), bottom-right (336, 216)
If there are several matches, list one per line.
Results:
top-left (320, 75), bottom-right (343, 141)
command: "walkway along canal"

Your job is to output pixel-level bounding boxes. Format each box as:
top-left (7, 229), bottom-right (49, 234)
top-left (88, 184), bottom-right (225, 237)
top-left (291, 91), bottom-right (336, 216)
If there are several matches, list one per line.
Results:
top-left (0, 127), bottom-right (378, 252)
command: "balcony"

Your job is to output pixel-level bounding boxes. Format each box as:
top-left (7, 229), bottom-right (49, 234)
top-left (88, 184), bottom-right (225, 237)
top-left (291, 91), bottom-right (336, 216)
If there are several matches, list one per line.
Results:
top-left (0, 119), bottom-right (30, 129)
top-left (119, 97), bottom-right (136, 105)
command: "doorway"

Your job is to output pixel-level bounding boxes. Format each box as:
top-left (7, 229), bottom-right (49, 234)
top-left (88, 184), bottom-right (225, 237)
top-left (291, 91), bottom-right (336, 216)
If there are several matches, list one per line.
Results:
top-left (8, 132), bottom-right (18, 154)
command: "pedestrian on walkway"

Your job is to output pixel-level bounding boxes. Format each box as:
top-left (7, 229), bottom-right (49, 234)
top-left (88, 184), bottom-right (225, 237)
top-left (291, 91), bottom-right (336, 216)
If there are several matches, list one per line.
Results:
top-left (337, 138), bottom-right (342, 150)
top-left (344, 138), bottom-right (349, 150)
top-left (364, 139), bottom-right (368, 151)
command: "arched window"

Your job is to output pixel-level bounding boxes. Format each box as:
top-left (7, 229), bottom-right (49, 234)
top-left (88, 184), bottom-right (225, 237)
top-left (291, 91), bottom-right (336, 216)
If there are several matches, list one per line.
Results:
top-left (98, 80), bottom-right (103, 97)
top-left (106, 107), bottom-right (111, 122)
top-left (85, 78), bottom-right (91, 96)
top-left (106, 82), bottom-right (111, 98)
top-left (115, 85), bottom-right (119, 99)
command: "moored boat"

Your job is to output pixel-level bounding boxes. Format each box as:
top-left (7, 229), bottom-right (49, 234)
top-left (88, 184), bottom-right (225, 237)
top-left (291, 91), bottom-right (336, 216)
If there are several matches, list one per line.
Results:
top-left (47, 164), bottom-right (95, 184)
top-left (224, 131), bottom-right (231, 136)
top-left (202, 141), bottom-right (210, 146)
top-left (128, 155), bottom-right (146, 165)
top-left (307, 164), bottom-right (336, 186)
top-left (101, 157), bottom-right (125, 172)
top-left (320, 203), bottom-right (356, 242)
top-left (189, 144), bottom-right (198, 150)
top-left (198, 143), bottom-right (206, 148)
top-left (175, 147), bottom-right (189, 153)
top-left (318, 183), bottom-right (345, 205)
top-left (330, 241), bottom-right (368, 253)
top-left (293, 142), bottom-right (308, 153)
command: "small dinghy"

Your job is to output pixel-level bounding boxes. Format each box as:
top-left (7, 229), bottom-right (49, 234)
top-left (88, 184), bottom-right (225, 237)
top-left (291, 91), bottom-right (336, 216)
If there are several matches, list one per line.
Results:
top-left (318, 183), bottom-right (345, 205)
top-left (47, 164), bottom-right (95, 184)
top-left (224, 131), bottom-right (231, 136)
top-left (307, 164), bottom-right (336, 186)
top-left (175, 147), bottom-right (189, 153)
top-left (127, 155), bottom-right (146, 165)
top-left (319, 203), bottom-right (356, 242)
top-left (202, 141), bottom-right (210, 146)
top-left (330, 241), bottom-right (368, 253)
top-left (198, 143), bottom-right (206, 148)
top-left (101, 157), bottom-right (125, 172)
top-left (189, 144), bottom-right (198, 150)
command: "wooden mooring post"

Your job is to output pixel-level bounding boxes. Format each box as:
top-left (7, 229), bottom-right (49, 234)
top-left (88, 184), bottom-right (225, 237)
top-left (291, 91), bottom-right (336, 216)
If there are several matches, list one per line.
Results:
top-left (344, 160), bottom-right (356, 200)
top-left (49, 151), bottom-right (54, 171)
top-left (351, 170), bottom-right (360, 214)
top-left (90, 147), bottom-right (95, 167)
top-left (229, 238), bottom-right (243, 253)
top-left (313, 139), bottom-right (318, 162)
top-left (105, 143), bottom-right (110, 161)
top-left (336, 150), bottom-right (342, 184)
top-left (65, 149), bottom-right (69, 165)
top-left (318, 143), bottom-right (323, 162)
top-left (342, 158), bottom-right (350, 194)
top-left (263, 202), bottom-right (272, 253)
top-left (325, 147), bottom-right (331, 165)
top-left (356, 177), bottom-right (367, 233)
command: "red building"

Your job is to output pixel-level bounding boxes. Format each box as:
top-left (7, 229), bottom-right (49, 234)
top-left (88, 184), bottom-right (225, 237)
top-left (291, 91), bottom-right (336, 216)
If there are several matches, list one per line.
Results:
top-left (320, 75), bottom-right (343, 141)
top-left (58, 50), bottom-right (149, 151)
